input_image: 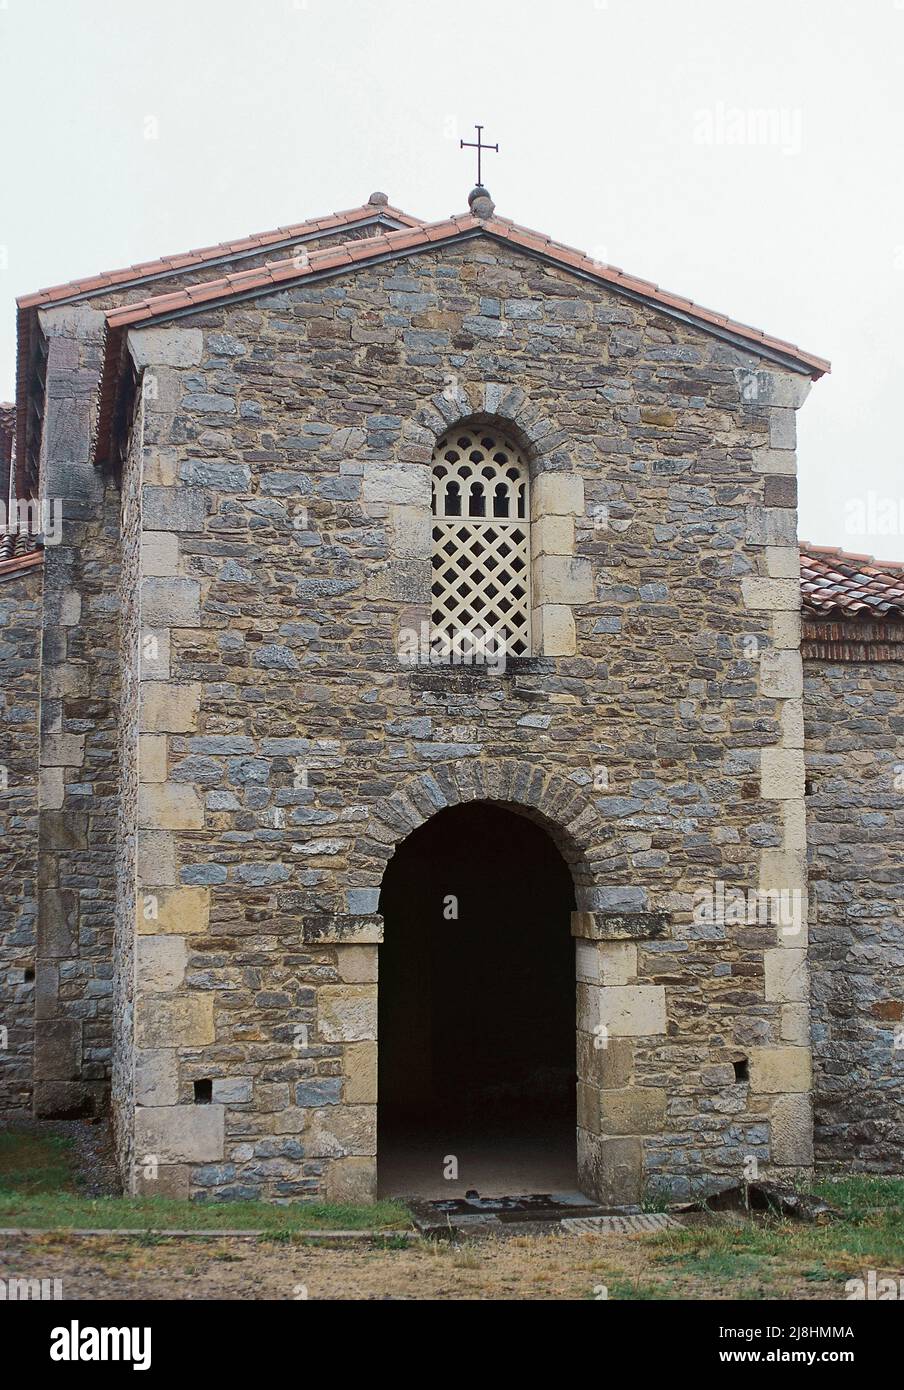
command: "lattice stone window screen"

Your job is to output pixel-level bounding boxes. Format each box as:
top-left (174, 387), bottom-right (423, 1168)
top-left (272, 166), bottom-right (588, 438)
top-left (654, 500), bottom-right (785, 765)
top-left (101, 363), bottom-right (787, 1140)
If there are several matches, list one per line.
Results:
top-left (431, 429), bottom-right (531, 657)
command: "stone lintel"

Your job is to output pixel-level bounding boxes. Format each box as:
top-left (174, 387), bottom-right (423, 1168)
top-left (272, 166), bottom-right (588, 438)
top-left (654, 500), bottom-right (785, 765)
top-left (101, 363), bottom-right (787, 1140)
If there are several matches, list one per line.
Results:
top-left (571, 910), bottom-right (670, 941)
top-left (302, 913), bottom-right (384, 945)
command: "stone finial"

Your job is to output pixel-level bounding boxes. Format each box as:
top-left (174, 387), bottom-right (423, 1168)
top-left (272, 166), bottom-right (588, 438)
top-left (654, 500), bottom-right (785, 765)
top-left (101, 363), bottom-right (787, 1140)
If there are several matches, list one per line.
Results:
top-left (368, 191), bottom-right (389, 206)
top-left (468, 184), bottom-right (496, 220)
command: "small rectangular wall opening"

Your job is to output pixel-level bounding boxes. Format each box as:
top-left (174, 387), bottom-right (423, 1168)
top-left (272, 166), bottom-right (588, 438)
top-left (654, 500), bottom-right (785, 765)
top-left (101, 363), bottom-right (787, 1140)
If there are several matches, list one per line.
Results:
top-left (733, 1058), bottom-right (750, 1083)
top-left (193, 1079), bottom-right (212, 1104)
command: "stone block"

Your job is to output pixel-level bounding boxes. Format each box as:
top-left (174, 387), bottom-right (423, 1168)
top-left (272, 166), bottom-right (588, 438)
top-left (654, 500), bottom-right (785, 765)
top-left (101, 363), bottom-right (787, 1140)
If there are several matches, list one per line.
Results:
top-left (344, 1042), bottom-right (377, 1103)
top-left (532, 603), bottom-right (575, 656)
top-left (129, 326), bottom-right (204, 368)
top-left (764, 947), bottom-right (808, 1003)
top-left (769, 409), bottom-right (797, 450)
top-left (40, 733), bottom-right (84, 767)
top-left (752, 447), bottom-right (797, 476)
top-left (34, 1018), bottom-right (81, 1081)
top-left (771, 610), bottom-right (802, 649)
top-left (760, 649), bottom-right (803, 699)
top-left (137, 935), bottom-right (188, 993)
top-left (582, 984), bottom-right (667, 1037)
top-left (139, 628), bottom-right (171, 681)
top-left (764, 475), bottom-right (798, 509)
top-left (579, 1132), bottom-right (642, 1206)
top-left (323, 1157), bottom-right (377, 1204)
top-left (140, 734), bottom-right (167, 783)
top-left (770, 1092), bottom-right (814, 1166)
top-left (141, 577), bottom-right (201, 628)
top-left (40, 889), bottom-right (78, 958)
top-left (781, 1004), bottom-right (810, 1046)
top-left (749, 1046), bottom-right (811, 1094)
top-left (135, 1049), bottom-right (179, 1107)
top-left (318, 985), bottom-right (377, 1042)
top-left (142, 485), bottom-right (207, 533)
top-left (39, 767), bottom-right (65, 811)
top-left (765, 544), bottom-right (801, 579)
top-left (361, 463), bottom-right (430, 506)
top-left (597, 941), bottom-right (638, 985)
top-left (780, 699), bottom-right (805, 748)
top-left (133, 1164), bottom-right (190, 1199)
top-left (577, 1032), bottom-right (634, 1090)
top-left (134, 1104), bottom-right (225, 1164)
top-left (211, 1077), bottom-right (253, 1104)
top-left (534, 554), bottom-right (593, 606)
top-left (531, 472), bottom-right (584, 519)
top-left (138, 830), bottom-right (177, 885)
top-left (388, 505), bottom-right (431, 558)
top-left (136, 994), bottom-right (215, 1048)
top-left (760, 747), bottom-right (805, 801)
top-left (137, 885), bottom-right (210, 935)
top-left (139, 783), bottom-right (205, 830)
top-left (336, 946), bottom-right (379, 984)
top-left (141, 531), bottom-right (180, 577)
top-left (140, 683), bottom-right (203, 734)
top-left (741, 577), bottom-right (800, 611)
top-left (531, 514), bottom-right (574, 557)
top-left (599, 1086), bottom-right (667, 1136)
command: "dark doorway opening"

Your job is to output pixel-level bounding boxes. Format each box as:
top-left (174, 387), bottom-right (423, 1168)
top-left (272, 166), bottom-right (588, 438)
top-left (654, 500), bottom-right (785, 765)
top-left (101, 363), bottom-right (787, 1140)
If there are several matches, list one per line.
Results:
top-left (377, 801), bottom-right (578, 1198)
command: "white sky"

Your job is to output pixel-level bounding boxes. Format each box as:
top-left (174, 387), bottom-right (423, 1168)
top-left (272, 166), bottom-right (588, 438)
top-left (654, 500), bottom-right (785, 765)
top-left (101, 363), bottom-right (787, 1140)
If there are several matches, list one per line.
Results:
top-left (1, 0), bottom-right (902, 551)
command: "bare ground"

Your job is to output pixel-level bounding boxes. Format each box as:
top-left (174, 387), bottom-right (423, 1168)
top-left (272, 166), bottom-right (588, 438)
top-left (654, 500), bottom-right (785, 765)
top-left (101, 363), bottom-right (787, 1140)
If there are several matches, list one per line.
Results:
top-left (0, 1227), bottom-right (860, 1301)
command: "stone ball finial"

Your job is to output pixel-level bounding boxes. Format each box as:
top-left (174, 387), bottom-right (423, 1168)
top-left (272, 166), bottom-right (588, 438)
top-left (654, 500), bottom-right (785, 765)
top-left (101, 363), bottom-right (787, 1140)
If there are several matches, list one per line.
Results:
top-left (368, 191), bottom-right (389, 206)
top-left (468, 184), bottom-right (496, 220)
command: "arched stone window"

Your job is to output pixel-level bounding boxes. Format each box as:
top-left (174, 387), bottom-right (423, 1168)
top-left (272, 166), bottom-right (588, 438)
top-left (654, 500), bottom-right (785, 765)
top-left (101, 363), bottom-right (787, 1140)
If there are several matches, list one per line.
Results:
top-left (431, 428), bottom-right (531, 658)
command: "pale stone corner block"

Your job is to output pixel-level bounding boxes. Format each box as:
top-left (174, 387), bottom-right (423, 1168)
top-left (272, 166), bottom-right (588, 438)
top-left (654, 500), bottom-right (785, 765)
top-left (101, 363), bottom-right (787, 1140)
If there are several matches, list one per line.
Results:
top-left (531, 514), bottom-right (575, 558)
top-left (780, 699), bottom-right (805, 749)
top-left (39, 766), bottom-right (65, 811)
top-left (139, 627), bottom-right (172, 682)
top-left (60, 591), bottom-right (81, 627)
top-left (769, 408), bottom-right (797, 450)
top-left (769, 1092), bottom-right (814, 1167)
top-left (764, 947), bottom-right (809, 1003)
top-left (336, 945), bottom-right (379, 985)
top-left (534, 555), bottom-right (593, 606)
top-left (140, 682), bottom-right (203, 734)
top-left (531, 472), bottom-right (584, 520)
top-left (136, 885), bottom-right (210, 935)
top-left (760, 648), bottom-right (803, 700)
top-left (752, 447), bottom-right (798, 476)
top-left (141, 531), bottom-right (181, 578)
top-left (318, 985), bottom-right (378, 1043)
top-left (760, 747), bottom-right (805, 801)
top-left (40, 732), bottom-right (85, 767)
top-left (597, 941), bottom-right (638, 986)
top-left (344, 1041), bottom-right (377, 1104)
top-left (599, 1086), bottom-right (667, 1136)
top-left (765, 545), bottom-right (801, 579)
top-left (771, 610), bottom-right (802, 650)
top-left (780, 1004), bottom-right (811, 1046)
top-left (138, 783), bottom-right (205, 831)
top-left (594, 985), bottom-right (667, 1038)
top-left (136, 994), bottom-right (215, 1049)
top-left (134, 1049), bottom-right (179, 1108)
top-left (759, 846), bottom-right (806, 896)
top-left (134, 1103), bottom-right (225, 1164)
top-left (139, 734), bottom-right (167, 783)
top-left (748, 1046), bottom-right (812, 1095)
top-left (128, 326), bottom-right (204, 369)
top-left (137, 830), bottom-right (177, 887)
top-left (532, 604), bottom-right (576, 656)
top-left (782, 799), bottom-right (808, 857)
top-left (141, 576), bottom-right (201, 628)
top-left (137, 935), bottom-right (188, 993)
top-left (741, 577), bottom-right (800, 612)
top-left (38, 303), bottom-right (107, 339)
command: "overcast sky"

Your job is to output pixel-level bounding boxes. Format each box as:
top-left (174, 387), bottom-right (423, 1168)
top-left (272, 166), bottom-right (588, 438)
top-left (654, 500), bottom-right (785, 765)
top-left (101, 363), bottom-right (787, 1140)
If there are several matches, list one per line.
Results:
top-left (1, 0), bottom-right (901, 551)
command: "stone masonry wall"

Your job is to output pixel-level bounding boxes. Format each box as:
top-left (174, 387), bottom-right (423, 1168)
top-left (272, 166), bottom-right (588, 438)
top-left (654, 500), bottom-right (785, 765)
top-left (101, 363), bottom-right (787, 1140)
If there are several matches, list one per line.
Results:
top-left (21, 217), bottom-right (403, 1117)
top-left (117, 236), bottom-right (815, 1204)
top-left (0, 566), bottom-right (42, 1109)
top-left (804, 622), bottom-right (904, 1170)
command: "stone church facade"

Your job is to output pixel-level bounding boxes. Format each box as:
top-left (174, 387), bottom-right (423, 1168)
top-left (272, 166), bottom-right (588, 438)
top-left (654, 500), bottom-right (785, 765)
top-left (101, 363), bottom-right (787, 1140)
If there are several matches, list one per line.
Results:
top-left (1, 188), bottom-right (901, 1204)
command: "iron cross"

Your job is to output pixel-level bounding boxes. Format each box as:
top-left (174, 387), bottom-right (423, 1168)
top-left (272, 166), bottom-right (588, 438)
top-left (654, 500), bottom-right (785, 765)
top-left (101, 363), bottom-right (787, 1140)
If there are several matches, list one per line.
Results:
top-left (460, 124), bottom-right (499, 187)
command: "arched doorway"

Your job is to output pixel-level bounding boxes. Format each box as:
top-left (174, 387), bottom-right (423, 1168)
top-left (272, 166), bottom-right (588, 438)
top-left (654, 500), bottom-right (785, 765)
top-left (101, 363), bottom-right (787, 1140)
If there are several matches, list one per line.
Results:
top-left (377, 801), bottom-right (578, 1197)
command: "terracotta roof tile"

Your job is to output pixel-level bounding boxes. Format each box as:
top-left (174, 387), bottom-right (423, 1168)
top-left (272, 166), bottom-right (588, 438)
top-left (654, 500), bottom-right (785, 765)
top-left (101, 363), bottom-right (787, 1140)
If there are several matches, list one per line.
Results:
top-left (800, 543), bottom-right (904, 618)
top-left (80, 205), bottom-right (831, 464)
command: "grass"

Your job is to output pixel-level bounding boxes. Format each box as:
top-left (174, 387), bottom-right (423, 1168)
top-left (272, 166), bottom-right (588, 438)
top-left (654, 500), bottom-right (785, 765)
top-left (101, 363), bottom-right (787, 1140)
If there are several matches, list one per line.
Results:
top-left (0, 1124), bottom-right (410, 1233)
top-left (641, 1178), bottom-right (904, 1296)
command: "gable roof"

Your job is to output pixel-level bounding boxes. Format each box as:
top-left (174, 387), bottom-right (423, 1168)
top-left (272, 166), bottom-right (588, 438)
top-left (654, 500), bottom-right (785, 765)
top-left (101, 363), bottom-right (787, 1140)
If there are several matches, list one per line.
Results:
top-left (92, 208), bottom-right (830, 464)
top-left (800, 542), bottom-right (904, 619)
top-left (14, 196), bottom-right (424, 489)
